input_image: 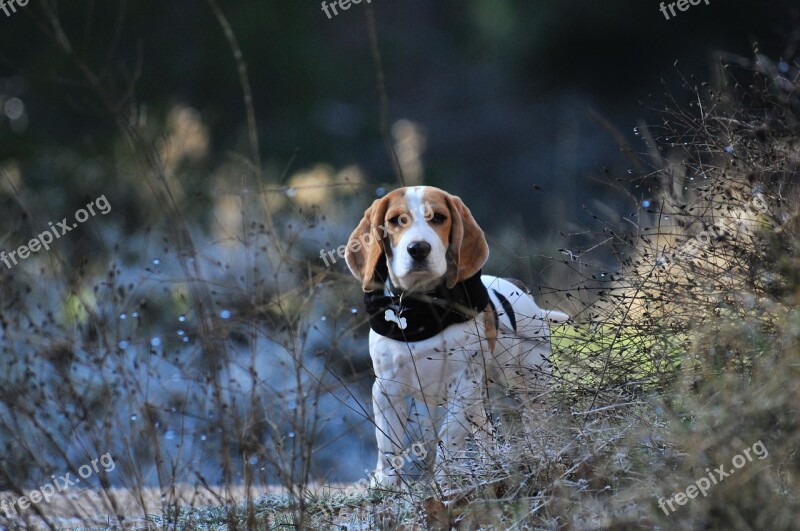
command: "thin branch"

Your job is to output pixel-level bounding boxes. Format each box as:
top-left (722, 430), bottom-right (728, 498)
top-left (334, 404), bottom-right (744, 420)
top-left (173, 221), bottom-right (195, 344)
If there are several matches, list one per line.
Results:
top-left (364, 3), bottom-right (405, 188)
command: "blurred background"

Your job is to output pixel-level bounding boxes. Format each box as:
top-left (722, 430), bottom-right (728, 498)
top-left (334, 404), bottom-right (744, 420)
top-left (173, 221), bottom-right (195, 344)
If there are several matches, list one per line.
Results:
top-left (0, 0), bottom-right (797, 493)
top-left (1, 1), bottom-right (795, 249)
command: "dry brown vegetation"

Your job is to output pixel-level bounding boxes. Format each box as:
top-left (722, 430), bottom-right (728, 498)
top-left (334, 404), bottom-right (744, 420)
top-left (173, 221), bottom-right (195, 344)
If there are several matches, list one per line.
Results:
top-left (0, 5), bottom-right (799, 529)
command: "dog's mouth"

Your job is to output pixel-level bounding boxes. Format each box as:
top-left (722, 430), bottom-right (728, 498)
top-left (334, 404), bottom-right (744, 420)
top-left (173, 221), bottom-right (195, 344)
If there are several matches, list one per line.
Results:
top-left (396, 267), bottom-right (443, 292)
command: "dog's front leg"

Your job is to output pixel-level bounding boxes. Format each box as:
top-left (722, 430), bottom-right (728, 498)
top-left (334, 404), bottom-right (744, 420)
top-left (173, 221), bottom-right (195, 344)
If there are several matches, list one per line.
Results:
top-left (371, 379), bottom-right (409, 487)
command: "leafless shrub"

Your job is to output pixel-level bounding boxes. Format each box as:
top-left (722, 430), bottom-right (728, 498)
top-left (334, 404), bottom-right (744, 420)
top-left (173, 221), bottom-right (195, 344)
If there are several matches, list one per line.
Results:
top-left (1, 3), bottom-right (799, 528)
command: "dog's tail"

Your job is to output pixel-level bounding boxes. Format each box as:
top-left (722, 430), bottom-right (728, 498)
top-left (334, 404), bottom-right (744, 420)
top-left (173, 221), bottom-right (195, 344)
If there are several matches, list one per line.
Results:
top-left (537, 308), bottom-right (570, 324)
top-left (502, 277), bottom-right (571, 325)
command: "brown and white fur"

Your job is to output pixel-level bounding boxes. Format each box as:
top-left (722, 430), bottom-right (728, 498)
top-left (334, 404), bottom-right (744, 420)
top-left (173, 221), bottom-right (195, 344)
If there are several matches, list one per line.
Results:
top-left (345, 186), bottom-right (568, 486)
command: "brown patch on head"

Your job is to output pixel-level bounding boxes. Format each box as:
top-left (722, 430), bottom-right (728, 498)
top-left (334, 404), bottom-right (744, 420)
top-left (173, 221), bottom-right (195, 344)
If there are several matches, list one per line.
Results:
top-left (436, 190), bottom-right (489, 288)
top-left (345, 190), bottom-right (404, 291)
top-left (420, 188), bottom-right (453, 251)
top-left (381, 190), bottom-right (418, 250)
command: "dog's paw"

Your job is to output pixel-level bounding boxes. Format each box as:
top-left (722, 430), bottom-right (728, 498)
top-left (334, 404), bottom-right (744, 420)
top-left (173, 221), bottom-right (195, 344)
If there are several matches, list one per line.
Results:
top-left (370, 469), bottom-right (401, 488)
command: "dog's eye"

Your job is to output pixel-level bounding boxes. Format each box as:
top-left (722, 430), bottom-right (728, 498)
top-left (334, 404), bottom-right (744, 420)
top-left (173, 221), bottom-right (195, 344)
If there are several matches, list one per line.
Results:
top-left (431, 213), bottom-right (447, 224)
top-left (387, 216), bottom-right (400, 225)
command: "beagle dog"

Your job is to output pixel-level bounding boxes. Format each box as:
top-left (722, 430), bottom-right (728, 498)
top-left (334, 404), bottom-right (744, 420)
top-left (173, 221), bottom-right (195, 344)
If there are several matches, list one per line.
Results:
top-left (345, 186), bottom-right (568, 486)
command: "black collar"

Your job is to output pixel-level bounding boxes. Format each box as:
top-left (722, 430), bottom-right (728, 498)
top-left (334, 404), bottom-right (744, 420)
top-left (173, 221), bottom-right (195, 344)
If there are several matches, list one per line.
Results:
top-left (363, 259), bottom-right (489, 342)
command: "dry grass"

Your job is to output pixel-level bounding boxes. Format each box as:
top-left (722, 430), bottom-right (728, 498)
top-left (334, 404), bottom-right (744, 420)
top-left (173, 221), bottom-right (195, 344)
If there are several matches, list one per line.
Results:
top-left (1, 5), bottom-right (799, 530)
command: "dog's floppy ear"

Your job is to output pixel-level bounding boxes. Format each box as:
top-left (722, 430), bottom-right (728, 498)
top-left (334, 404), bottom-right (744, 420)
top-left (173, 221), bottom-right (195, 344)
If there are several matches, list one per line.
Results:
top-left (444, 193), bottom-right (489, 288)
top-left (345, 196), bottom-right (390, 291)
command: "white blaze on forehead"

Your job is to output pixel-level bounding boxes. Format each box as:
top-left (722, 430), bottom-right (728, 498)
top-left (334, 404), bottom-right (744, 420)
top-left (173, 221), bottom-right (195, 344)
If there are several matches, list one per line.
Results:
top-left (405, 186), bottom-right (428, 225)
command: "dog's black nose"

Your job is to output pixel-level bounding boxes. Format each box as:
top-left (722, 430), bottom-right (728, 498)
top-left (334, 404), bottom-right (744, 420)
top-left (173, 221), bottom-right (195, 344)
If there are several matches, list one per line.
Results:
top-left (407, 241), bottom-right (431, 261)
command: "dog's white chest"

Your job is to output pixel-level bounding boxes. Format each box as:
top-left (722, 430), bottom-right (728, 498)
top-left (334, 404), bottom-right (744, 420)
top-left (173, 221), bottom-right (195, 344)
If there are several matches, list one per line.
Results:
top-left (369, 321), bottom-right (483, 395)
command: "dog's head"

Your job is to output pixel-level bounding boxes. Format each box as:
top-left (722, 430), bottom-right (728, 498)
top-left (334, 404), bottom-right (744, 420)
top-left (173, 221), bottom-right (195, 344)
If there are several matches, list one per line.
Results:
top-left (345, 186), bottom-right (489, 292)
